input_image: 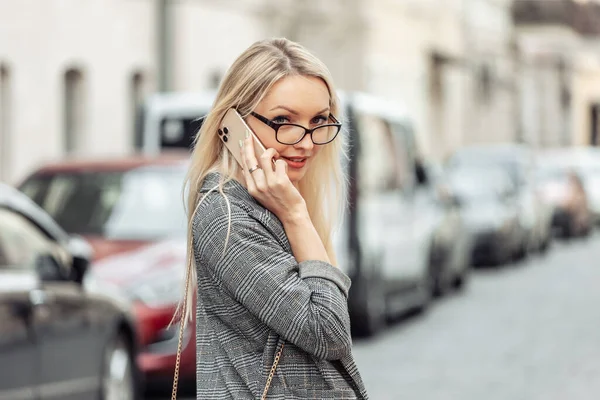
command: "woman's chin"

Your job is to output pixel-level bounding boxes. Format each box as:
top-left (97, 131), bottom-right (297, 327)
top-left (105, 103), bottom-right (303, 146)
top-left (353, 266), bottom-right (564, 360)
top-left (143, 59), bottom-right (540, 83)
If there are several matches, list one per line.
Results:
top-left (286, 169), bottom-right (306, 185)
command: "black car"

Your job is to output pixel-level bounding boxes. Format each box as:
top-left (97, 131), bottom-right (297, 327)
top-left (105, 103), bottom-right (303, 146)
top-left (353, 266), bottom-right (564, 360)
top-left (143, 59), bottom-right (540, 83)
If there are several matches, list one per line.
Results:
top-left (0, 183), bottom-right (139, 400)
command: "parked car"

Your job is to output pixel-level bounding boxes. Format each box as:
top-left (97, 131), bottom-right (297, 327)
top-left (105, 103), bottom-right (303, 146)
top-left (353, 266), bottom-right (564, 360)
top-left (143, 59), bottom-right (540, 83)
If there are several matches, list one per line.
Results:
top-left (447, 143), bottom-right (553, 254)
top-left (445, 167), bottom-right (525, 267)
top-left (0, 183), bottom-right (138, 400)
top-left (415, 161), bottom-right (473, 297)
top-left (577, 162), bottom-right (600, 225)
top-left (537, 147), bottom-right (600, 227)
top-left (137, 90), bottom-right (439, 338)
top-left (536, 150), bottom-right (594, 238)
top-left (17, 153), bottom-right (196, 390)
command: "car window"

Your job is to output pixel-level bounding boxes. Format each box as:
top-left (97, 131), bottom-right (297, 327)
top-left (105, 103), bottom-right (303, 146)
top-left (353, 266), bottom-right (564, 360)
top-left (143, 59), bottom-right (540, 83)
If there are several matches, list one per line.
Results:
top-left (356, 113), bottom-right (409, 193)
top-left (20, 166), bottom-right (188, 240)
top-left (160, 116), bottom-right (203, 150)
top-left (448, 168), bottom-right (511, 201)
top-left (0, 208), bottom-right (67, 270)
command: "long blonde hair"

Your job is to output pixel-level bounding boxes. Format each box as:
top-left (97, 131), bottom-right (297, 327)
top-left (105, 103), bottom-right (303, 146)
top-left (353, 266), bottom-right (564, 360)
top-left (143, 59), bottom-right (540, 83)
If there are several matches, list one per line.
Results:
top-left (178, 38), bottom-right (347, 324)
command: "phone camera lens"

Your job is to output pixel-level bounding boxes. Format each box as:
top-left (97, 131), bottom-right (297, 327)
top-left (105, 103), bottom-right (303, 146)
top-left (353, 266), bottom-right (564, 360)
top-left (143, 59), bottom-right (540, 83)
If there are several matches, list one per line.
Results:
top-left (218, 129), bottom-right (223, 136)
top-left (223, 127), bottom-right (229, 134)
top-left (223, 135), bottom-right (228, 142)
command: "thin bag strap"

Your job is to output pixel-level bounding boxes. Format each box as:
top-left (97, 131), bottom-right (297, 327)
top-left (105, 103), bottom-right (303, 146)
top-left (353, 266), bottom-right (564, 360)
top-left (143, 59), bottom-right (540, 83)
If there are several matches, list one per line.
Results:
top-left (171, 267), bottom-right (285, 400)
top-left (261, 342), bottom-right (285, 400)
top-left (171, 262), bottom-right (191, 400)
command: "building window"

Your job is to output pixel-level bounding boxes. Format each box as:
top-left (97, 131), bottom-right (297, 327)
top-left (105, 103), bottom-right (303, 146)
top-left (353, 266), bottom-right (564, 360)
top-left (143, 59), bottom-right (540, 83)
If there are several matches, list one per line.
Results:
top-left (478, 64), bottom-right (493, 104)
top-left (0, 64), bottom-right (11, 181)
top-left (63, 68), bottom-right (85, 154)
top-left (130, 70), bottom-right (146, 144)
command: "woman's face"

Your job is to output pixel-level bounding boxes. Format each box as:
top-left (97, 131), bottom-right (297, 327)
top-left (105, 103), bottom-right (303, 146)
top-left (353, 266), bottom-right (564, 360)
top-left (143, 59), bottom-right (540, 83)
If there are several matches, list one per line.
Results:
top-left (246, 75), bottom-right (332, 184)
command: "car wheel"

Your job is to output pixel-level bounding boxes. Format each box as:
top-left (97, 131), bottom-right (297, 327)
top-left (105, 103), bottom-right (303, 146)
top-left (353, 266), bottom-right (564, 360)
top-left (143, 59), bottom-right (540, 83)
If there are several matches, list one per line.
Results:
top-left (539, 234), bottom-right (551, 253)
top-left (430, 261), bottom-right (444, 298)
top-left (453, 264), bottom-right (469, 291)
top-left (563, 217), bottom-right (576, 238)
top-left (413, 265), bottom-right (434, 314)
top-left (101, 334), bottom-right (136, 400)
top-left (351, 271), bottom-right (387, 338)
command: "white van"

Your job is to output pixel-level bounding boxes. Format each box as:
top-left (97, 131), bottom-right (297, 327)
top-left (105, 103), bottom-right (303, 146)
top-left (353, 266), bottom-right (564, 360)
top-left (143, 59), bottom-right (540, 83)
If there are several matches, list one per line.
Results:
top-left (136, 90), bottom-right (438, 337)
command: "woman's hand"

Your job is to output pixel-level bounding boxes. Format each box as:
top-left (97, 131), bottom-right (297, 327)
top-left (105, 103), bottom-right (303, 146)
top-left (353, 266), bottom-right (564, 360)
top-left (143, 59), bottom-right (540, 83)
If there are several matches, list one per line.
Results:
top-left (239, 135), bottom-right (308, 223)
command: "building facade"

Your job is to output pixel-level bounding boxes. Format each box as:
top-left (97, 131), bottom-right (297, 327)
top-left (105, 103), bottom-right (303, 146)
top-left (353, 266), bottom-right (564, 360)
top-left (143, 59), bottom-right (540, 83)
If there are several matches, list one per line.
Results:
top-left (5, 0), bottom-right (587, 184)
top-left (0, 0), bottom-right (270, 184)
top-left (356, 0), bottom-right (518, 160)
top-left (513, 0), bottom-right (600, 148)
top-left (0, 0), bottom-right (155, 183)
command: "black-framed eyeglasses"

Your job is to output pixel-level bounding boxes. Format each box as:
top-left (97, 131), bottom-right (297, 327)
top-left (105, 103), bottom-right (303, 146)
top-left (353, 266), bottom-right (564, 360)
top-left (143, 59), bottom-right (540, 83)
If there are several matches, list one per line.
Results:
top-left (250, 111), bottom-right (342, 145)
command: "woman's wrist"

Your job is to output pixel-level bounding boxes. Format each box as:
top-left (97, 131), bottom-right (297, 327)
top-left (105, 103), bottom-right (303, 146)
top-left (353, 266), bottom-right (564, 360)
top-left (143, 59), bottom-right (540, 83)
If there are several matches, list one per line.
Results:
top-left (281, 206), bottom-right (331, 264)
top-left (279, 203), bottom-right (310, 226)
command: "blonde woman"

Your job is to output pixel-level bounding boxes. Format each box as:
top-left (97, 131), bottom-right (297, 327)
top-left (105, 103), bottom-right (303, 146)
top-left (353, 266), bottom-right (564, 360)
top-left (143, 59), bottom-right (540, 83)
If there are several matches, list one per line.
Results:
top-left (180, 38), bottom-right (368, 399)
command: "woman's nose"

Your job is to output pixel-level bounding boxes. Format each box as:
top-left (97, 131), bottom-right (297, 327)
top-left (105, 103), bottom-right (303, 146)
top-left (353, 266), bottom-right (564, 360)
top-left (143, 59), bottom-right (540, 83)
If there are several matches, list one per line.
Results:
top-left (294, 133), bottom-right (314, 150)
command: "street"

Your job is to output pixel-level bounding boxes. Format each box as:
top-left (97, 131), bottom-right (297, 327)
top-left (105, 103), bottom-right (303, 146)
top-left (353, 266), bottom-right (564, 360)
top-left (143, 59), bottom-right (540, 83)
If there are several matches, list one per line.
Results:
top-left (148, 233), bottom-right (600, 400)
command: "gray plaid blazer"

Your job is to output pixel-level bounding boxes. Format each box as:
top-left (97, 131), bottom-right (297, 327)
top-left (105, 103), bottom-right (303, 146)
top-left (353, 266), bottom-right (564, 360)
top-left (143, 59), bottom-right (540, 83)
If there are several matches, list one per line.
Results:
top-left (192, 172), bottom-right (369, 399)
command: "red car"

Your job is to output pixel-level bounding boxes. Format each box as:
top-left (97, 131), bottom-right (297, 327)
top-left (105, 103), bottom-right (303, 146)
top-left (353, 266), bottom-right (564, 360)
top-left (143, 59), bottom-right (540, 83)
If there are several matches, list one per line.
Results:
top-left (18, 152), bottom-right (197, 390)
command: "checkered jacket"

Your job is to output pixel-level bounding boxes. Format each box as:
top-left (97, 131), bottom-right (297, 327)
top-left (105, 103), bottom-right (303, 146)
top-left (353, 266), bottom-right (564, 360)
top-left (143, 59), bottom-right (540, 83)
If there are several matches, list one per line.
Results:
top-left (192, 172), bottom-right (369, 399)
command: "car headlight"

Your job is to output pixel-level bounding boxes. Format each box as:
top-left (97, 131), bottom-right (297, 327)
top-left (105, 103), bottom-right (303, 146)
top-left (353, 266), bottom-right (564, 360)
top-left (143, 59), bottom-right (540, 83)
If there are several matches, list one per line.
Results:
top-left (83, 272), bottom-right (133, 310)
top-left (127, 272), bottom-right (185, 308)
top-left (146, 320), bottom-right (193, 354)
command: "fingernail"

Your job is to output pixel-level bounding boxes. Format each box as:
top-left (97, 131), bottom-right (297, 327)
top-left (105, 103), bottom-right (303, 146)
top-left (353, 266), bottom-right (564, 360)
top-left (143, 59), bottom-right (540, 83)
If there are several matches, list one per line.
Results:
top-left (239, 140), bottom-right (243, 148)
top-left (245, 131), bottom-right (249, 139)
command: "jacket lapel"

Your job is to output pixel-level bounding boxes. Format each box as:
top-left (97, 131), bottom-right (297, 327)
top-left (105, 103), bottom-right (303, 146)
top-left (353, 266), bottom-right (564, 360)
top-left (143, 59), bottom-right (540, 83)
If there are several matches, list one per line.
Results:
top-left (249, 208), bottom-right (292, 254)
top-left (201, 172), bottom-right (292, 253)
top-left (340, 355), bottom-right (369, 399)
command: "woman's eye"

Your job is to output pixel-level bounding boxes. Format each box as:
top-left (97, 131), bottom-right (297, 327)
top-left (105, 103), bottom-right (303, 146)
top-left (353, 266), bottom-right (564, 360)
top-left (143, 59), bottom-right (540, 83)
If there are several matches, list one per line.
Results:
top-left (312, 115), bottom-right (328, 124)
top-left (272, 116), bottom-right (290, 124)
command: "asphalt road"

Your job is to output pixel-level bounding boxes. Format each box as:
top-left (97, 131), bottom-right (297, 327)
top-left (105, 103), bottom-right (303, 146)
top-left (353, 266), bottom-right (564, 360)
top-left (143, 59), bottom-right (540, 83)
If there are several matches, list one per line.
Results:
top-left (148, 232), bottom-right (600, 400)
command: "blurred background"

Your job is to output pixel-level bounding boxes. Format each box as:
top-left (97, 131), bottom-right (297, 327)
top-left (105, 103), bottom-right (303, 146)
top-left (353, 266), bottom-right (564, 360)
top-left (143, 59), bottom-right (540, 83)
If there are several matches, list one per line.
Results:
top-left (1, 0), bottom-right (600, 399)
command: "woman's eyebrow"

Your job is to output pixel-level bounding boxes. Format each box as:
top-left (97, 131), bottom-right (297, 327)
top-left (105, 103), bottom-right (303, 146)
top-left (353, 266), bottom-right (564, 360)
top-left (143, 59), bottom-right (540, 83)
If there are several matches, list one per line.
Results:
top-left (269, 105), bottom-right (330, 115)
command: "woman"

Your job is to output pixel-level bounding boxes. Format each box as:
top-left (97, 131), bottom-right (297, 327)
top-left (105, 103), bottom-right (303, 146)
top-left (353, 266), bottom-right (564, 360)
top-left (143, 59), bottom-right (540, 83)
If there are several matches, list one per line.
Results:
top-left (179, 38), bottom-right (369, 399)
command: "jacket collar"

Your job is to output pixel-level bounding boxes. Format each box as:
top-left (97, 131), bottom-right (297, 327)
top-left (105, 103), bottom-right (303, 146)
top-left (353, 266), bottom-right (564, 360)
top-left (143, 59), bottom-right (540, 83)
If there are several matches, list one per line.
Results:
top-left (199, 171), bottom-right (291, 252)
top-left (200, 171), bottom-right (256, 205)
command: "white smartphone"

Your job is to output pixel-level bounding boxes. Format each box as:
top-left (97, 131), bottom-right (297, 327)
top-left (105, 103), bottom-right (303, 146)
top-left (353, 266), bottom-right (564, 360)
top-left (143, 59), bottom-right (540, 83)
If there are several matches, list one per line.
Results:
top-left (218, 108), bottom-right (267, 167)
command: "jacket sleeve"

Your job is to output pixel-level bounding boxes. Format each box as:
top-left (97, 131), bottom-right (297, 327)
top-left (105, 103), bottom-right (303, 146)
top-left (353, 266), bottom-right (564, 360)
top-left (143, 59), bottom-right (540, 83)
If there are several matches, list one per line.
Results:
top-left (193, 194), bottom-right (353, 361)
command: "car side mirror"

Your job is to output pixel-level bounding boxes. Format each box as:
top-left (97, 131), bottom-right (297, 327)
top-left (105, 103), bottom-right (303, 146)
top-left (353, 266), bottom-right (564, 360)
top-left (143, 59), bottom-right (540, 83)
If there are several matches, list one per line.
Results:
top-left (67, 236), bottom-right (93, 284)
top-left (35, 253), bottom-right (66, 281)
top-left (415, 162), bottom-right (429, 186)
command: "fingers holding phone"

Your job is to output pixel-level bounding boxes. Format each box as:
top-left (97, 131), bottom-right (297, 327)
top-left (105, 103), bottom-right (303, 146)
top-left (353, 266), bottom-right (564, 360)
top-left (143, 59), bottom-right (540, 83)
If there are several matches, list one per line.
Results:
top-left (240, 135), bottom-right (305, 221)
top-left (240, 135), bottom-right (272, 191)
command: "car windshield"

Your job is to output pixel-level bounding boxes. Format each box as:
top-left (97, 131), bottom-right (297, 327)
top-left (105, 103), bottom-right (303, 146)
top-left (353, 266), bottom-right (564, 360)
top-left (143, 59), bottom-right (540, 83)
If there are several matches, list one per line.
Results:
top-left (448, 169), bottom-right (507, 201)
top-left (449, 148), bottom-right (526, 185)
top-left (19, 166), bottom-right (187, 240)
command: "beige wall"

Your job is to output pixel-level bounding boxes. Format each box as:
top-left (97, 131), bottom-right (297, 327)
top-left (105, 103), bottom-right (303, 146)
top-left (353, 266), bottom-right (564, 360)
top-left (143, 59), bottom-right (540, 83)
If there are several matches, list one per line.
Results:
top-left (363, 0), bottom-right (466, 160)
top-left (0, 0), bottom-right (155, 184)
top-left (171, 2), bottom-right (266, 92)
top-left (516, 25), bottom-right (600, 149)
top-left (572, 51), bottom-right (600, 146)
top-left (362, 0), bottom-right (516, 160)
